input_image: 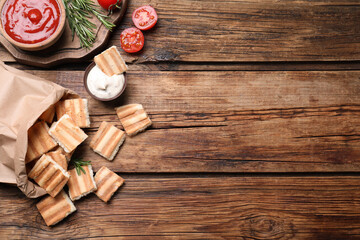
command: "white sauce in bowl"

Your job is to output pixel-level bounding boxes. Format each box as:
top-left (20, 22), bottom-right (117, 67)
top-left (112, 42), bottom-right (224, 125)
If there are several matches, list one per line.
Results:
top-left (87, 65), bottom-right (125, 99)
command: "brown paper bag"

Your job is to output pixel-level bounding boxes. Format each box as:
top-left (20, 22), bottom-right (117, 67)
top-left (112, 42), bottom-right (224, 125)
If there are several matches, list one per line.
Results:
top-left (0, 61), bottom-right (75, 198)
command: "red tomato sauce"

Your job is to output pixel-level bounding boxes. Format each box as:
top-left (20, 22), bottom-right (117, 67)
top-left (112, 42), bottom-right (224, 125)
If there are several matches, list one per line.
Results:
top-left (1, 0), bottom-right (61, 44)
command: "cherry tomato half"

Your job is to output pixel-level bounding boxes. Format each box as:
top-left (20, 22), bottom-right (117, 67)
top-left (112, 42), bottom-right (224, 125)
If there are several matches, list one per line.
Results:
top-left (132, 6), bottom-right (158, 30)
top-left (97, 0), bottom-right (121, 11)
top-left (120, 27), bottom-right (144, 53)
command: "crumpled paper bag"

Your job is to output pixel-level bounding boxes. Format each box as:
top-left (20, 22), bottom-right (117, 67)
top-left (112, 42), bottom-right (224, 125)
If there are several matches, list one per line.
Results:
top-left (0, 61), bottom-right (75, 198)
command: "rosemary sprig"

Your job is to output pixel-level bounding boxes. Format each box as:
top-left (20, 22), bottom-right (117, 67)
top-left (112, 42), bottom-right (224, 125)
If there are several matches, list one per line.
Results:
top-left (62, 0), bottom-right (116, 48)
top-left (85, 3), bottom-right (116, 30)
top-left (72, 158), bottom-right (91, 176)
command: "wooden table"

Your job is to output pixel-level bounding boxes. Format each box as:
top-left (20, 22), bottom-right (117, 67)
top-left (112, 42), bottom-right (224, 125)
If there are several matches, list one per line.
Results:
top-left (1, 0), bottom-right (360, 239)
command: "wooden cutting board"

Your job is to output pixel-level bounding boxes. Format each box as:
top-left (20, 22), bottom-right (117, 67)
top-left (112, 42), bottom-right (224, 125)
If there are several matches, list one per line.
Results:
top-left (0, 0), bottom-right (128, 68)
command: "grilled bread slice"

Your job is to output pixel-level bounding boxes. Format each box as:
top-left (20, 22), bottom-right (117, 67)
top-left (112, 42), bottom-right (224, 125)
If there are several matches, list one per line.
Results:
top-left (49, 114), bottom-right (88, 153)
top-left (46, 148), bottom-right (68, 170)
top-left (52, 146), bottom-right (74, 162)
top-left (55, 99), bottom-right (90, 128)
top-left (39, 105), bottom-right (55, 123)
top-left (55, 100), bottom-right (67, 120)
top-left (94, 46), bottom-right (128, 76)
top-left (67, 165), bottom-right (97, 201)
top-left (26, 121), bottom-right (58, 163)
top-left (90, 121), bottom-right (125, 161)
top-left (94, 166), bottom-right (124, 202)
top-left (115, 104), bottom-right (152, 136)
top-left (36, 190), bottom-right (76, 226)
top-left (28, 154), bottom-right (70, 197)
top-left (64, 99), bottom-right (90, 128)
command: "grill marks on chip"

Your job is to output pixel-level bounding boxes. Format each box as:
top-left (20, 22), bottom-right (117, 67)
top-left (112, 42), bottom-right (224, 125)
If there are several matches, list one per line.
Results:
top-left (49, 114), bottom-right (88, 153)
top-left (94, 166), bottom-right (124, 202)
top-left (90, 121), bottom-right (126, 161)
top-left (55, 99), bottom-right (90, 128)
top-left (67, 165), bottom-right (97, 201)
top-left (55, 100), bottom-right (67, 120)
top-left (26, 121), bottom-right (58, 163)
top-left (115, 104), bottom-right (152, 136)
top-left (94, 46), bottom-right (128, 77)
top-left (28, 154), bottom-right (69, 198)
top-left (53, 146), bottom-right (74, 162)
top-left (46, 148), bottom-right (68, 170)
top-left (64, 99), bottom-right (90, 128)
top-left (36, 190), bottom-right (76, 226)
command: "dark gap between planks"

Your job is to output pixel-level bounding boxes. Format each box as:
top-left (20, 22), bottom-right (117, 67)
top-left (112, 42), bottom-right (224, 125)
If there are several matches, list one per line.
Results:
top-left (113, 172), bottom-right (360, 179)
top-left (5, 60), bottom-right (360, 72)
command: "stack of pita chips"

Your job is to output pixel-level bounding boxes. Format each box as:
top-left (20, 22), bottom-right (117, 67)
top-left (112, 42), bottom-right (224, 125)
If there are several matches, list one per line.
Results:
top-left (26, 99), bottom-right (91, 226)
top-left (28, 154), bottom-right (70, 198)
top-left (26, 47), bottom-right (153, 226)
top-left (26, 121), bottom-right (58, 163)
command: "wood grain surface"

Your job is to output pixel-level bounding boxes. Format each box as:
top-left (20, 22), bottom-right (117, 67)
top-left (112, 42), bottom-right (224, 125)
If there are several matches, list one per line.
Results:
top-left (1, 0), bottom-right (360, 63)
top-left (1, 176), bottom-right (360, 239)
top-left (20, 69), bottom-right (360, 173)
top-left (1, 0), bottom-right (360, 238)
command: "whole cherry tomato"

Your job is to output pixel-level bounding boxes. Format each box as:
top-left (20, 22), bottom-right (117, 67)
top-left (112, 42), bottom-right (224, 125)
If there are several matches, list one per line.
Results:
top-left (97, 0), bottom-right (121, 11)
top-left (132, 6), bottom-right (158, 30)
top-left (120, 27), bottom-right (144, 53)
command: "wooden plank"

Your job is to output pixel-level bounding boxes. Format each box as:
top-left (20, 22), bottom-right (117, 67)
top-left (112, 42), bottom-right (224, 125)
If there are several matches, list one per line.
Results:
top-left (29, 70), bottom-right (360, 111)
top-left (1, 176), bottom-right (360, 239)
top-left (2, 0), bottom-right (360, 64)
top-left (23, 70), bottom-right (360, 172)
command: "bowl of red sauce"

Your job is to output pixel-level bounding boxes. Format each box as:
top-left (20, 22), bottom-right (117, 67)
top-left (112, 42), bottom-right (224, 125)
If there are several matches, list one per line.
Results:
top-left (0, 0), bottom-right (66, 51)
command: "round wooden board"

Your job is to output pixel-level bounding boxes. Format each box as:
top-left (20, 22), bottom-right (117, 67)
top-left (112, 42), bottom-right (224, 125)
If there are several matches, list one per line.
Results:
top-left (0, 0), bottom-right (128, 68)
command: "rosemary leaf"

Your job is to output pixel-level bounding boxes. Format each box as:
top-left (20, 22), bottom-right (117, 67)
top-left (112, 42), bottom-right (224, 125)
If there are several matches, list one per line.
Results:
top-left (71, 158), bottom-right (91, 176)
top-left (75, 166), bottom-right (81, 176)
top-left (78, 165), bottom-right (86, 175)
top-left (82, 0), bottom-right (116, 31)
